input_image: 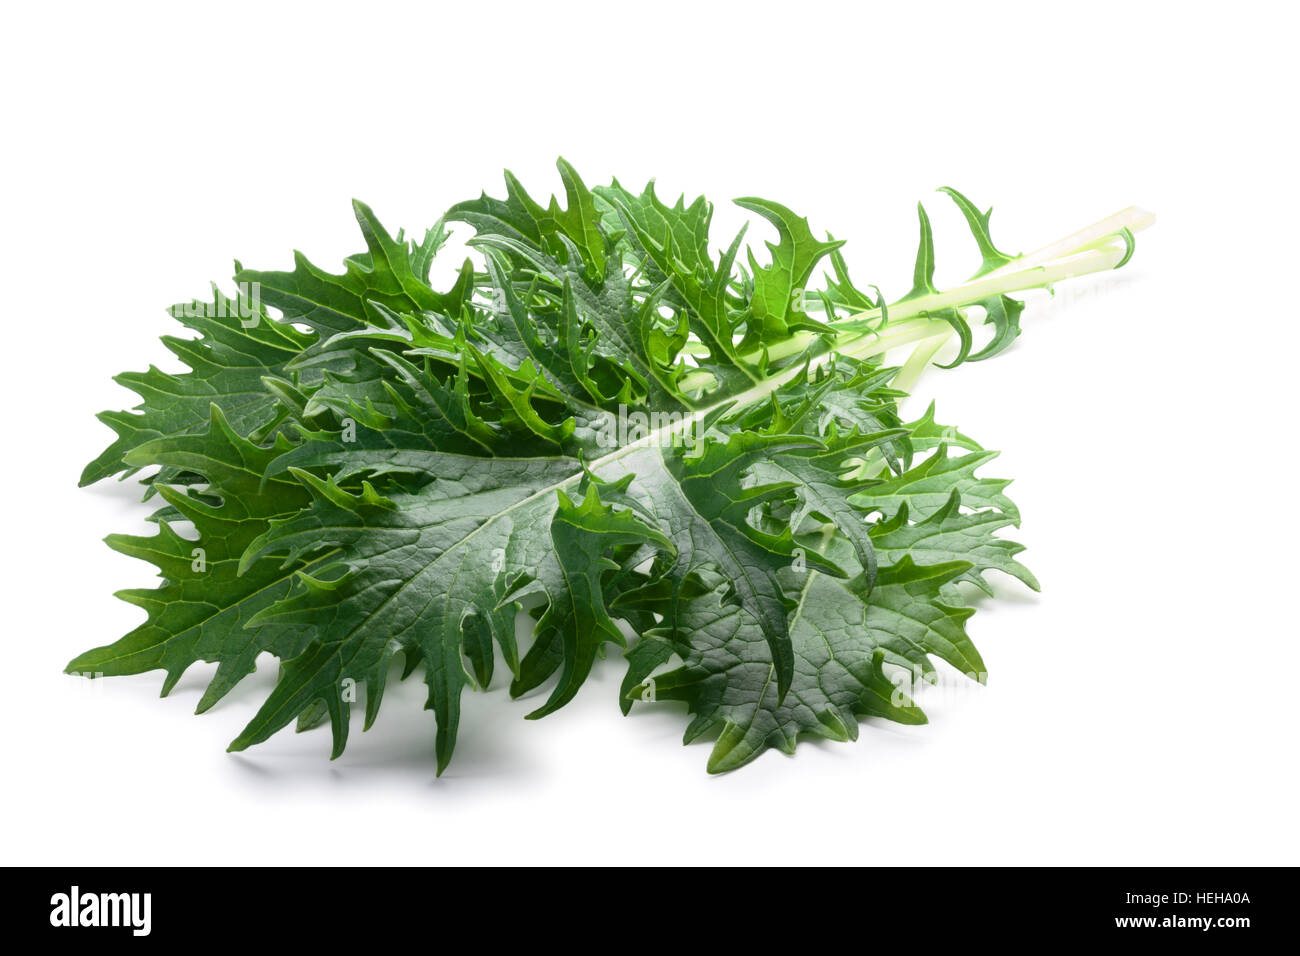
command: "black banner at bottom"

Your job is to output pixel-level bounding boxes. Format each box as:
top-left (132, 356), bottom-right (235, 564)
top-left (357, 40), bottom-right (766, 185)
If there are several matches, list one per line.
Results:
top-left (8, 866), bottom-right (1285, 943)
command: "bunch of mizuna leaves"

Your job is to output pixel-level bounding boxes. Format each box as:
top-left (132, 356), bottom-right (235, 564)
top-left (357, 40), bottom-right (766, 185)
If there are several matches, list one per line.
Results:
top-left (72, 160), bottom-right (1147, 773)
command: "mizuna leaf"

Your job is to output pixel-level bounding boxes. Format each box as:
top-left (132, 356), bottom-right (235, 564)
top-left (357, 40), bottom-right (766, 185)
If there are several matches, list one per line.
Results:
top-left (74, 160), bottom-right (1149, 772)
top-left (732, 197), bottom-right (843, 346)
top-left (68, 406), bottom-right (320, 710)
top-left (849, 444), bottom-right (1020, 523)
top-left (887, 190), bottom-right (1038, 368)
top-left (594, 178), bottom-right (756, 388)
top-left (938, 186), bottom-right (1019, 277)
top-left (902, 401), bottom-right (982, 455)
top-left (81, 288), bottom-right (311, 487)
top-left (529, 481), bottom-right (673, 718)
top-left (967, 294), bottom-right (1025, 362)
top-left (902, 202), bottom-right (938, 302)
top-left (869, 492), bottom-right (1040, 596)
top-left (231, 454), bottom-right (580, 772)
top-left (859, 555), bottom-right (984, 680)
top-left (630, 572), bottom-right (927, 774)
top-left (235, 199), bottom-right (471, 339)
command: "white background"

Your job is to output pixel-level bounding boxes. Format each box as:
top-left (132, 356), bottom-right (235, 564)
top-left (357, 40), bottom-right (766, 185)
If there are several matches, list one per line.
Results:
top-left (3, 1), bottom-right (1297, 866)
